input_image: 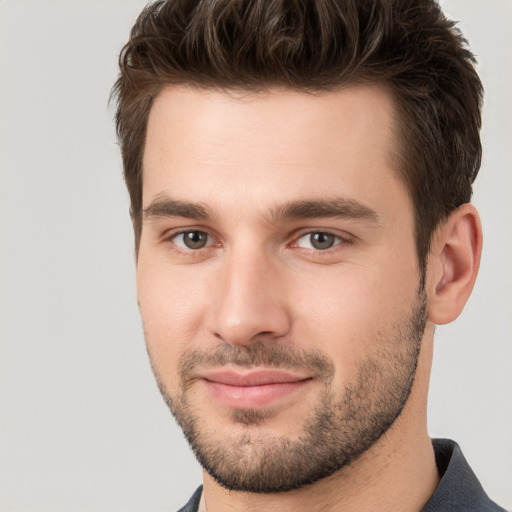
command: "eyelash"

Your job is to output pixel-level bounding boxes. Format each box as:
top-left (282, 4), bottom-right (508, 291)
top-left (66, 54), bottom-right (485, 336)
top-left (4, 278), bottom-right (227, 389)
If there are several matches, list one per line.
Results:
top-left (164, 228), bottom-right (353, 256)
top-left (293, 231), bottom-right (347, 251)
top-left (166, 229), bottom-right (217, 254)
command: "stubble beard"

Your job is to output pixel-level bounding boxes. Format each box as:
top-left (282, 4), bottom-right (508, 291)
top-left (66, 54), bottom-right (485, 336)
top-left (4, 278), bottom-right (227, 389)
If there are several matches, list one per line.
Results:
top-left (147, 290), bottom-right (427, 493)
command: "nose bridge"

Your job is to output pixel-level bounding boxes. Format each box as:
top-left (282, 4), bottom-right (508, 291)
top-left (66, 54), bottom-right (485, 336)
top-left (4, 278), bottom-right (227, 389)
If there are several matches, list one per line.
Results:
top-left (208, 241), bottom-right (290, 345)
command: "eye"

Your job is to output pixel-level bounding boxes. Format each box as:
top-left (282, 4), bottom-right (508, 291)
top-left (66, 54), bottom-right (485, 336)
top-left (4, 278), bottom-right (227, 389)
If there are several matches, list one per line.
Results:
top-left (296, 232), bottom-right (343, 251)
top-left (172, 230), bottom-right (212, 250)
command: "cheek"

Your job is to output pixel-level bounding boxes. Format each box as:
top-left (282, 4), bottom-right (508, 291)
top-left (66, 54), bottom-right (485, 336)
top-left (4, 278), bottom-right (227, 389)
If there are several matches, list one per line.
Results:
top-left (289, 261), bottom-right (419, 377)
top-left (136, 260), bottom-right (208, 385)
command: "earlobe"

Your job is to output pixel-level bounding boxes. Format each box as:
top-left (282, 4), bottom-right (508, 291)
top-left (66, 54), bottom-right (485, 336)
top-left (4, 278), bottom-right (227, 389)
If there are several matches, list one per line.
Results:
top-left (427, 203), bottom-right (483, 325)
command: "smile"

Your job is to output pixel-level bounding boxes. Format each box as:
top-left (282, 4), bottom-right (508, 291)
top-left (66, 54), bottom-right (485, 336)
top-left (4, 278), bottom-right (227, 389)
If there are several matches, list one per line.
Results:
top-left (199, 369), bottom-right (313, 409)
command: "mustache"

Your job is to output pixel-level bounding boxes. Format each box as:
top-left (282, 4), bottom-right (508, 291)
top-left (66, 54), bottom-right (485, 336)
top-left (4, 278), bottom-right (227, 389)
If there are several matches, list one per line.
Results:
top-left (179, 342), bottom-right (334, 383)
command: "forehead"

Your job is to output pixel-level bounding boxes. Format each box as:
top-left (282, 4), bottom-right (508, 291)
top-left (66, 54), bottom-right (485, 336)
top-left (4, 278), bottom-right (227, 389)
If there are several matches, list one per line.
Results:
top-left (142, 85), bottom-right (408, 218)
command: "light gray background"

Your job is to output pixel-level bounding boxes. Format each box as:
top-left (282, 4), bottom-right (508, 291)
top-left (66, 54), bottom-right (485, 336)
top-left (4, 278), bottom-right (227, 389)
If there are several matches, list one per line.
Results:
top-left (0, 1), bottom-right (510, 510)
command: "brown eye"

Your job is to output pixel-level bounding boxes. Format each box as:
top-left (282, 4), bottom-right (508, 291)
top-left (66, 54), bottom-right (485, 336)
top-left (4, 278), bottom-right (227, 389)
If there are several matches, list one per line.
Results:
top-left (296, 232), bottom-right (341, 251)
top-left (310, 232), bottom-right (336, 250)
top-left (174, 230), bottom-right (210, 250)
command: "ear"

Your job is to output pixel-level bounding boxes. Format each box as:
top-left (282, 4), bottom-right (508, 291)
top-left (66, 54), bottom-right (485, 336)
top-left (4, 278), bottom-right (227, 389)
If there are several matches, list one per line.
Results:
top-left (426, 203), bottom-right (483, 325)
top-left (129, 207), bottom-right (141, 263)
top-left (129, 206), bottom-right (136, 230)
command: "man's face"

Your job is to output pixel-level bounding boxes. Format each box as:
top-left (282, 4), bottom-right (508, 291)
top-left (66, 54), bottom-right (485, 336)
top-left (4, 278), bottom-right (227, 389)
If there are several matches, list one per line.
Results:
top-left (137, 85), bottom-right (427, 492)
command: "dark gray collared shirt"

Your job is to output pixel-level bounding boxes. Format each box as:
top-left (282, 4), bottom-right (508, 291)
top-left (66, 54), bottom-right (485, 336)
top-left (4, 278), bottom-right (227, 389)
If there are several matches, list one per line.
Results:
top-left (177, 439), bottom-right (507, 511)
top-left (421, 439), bottom-right (506, 511)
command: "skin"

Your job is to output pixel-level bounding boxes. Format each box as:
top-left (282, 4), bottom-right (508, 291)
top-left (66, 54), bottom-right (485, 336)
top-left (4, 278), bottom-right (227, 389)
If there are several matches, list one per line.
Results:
top-left (137, 85), bottom-right (482, 512)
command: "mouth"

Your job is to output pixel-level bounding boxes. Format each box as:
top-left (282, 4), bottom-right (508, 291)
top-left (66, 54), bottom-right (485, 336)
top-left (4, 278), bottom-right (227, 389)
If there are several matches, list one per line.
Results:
top-left (198, 369), bottom-right (313, 409)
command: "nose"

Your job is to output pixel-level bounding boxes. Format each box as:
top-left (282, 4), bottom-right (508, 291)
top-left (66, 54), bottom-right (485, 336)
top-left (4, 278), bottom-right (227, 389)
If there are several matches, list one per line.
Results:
top-left (205, 247), bottom-right (291, 346)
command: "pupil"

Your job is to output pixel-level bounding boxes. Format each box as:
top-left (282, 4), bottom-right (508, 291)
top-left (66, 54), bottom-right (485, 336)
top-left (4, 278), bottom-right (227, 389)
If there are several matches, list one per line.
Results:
top-left (184, 231), bottom-right (206, 249)
top-left (311, 232), bottom-right (334, 250)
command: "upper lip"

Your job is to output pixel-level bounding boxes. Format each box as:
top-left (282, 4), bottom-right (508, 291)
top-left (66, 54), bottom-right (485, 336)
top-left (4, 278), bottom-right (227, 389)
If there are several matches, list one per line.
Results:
top-left (199, 369), bottom-right (311, 387)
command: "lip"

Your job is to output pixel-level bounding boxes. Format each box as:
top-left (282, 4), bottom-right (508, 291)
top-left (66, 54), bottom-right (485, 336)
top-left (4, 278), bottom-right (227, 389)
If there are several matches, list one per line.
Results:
top-left (199, 369), bottom-right (312, 409)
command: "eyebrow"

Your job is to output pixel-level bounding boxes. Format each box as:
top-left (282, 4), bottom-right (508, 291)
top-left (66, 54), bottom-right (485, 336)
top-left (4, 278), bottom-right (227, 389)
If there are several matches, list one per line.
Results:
top-left (143, 196), bottom-right (213, 221)
top-left (268, 198), bottom-right (380, 224)
top-left (143, 195), bottom-right (379, 224)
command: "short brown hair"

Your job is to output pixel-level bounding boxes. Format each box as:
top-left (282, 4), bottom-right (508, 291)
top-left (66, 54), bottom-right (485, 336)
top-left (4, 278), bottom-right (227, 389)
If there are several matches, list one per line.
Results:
top-left (111, 0), bottom-right (483, 273)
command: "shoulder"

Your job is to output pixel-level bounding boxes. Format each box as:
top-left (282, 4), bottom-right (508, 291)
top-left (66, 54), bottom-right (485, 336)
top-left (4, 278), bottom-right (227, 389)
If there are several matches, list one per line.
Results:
top-left (422, 439), bottom-right (507, 512)
top-left (176, 486), bottom-right (203, 512)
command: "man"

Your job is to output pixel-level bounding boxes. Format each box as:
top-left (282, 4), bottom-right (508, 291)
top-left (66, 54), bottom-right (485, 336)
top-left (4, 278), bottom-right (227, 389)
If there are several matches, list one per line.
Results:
top-left (111, 0), bottom-right (506, 510)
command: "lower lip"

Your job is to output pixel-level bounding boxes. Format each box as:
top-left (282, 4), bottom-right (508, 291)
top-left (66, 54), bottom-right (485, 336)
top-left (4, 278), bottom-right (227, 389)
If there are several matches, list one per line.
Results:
top-left (203, 379), bottom-right (311, 409)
